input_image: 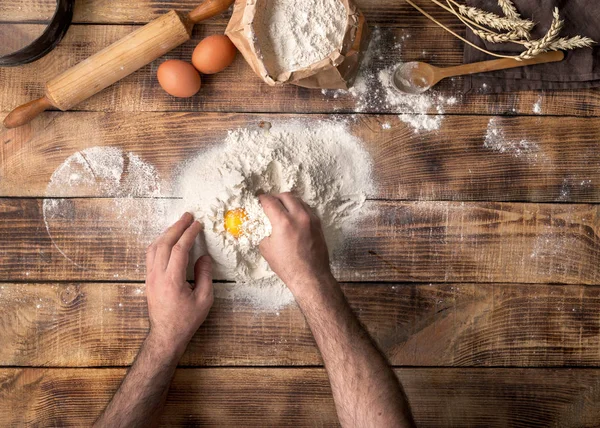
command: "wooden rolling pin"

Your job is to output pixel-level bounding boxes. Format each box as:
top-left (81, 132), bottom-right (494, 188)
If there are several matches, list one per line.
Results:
top-left (3, 0), bottom-right (234, 129)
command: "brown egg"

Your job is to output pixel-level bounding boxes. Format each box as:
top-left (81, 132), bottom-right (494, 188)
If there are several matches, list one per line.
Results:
top-left (192, 35), bottom-right (237, 74)
top-left (156, 60), bottom-right (201, 98)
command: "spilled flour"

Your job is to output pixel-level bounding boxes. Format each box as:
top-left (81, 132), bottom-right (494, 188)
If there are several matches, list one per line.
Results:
top-left (255, 0), bottom-right (347, 75)
top-left (43, 147), bottom-right (166, 270)
top-left (45, 146), bottom-right (161, 198)
top-left (173, 120), bottom-right (374, 308)
top-left (484, 118), bottom-right (544, 163)
top-left (323, 27), bottom-right (458, 133)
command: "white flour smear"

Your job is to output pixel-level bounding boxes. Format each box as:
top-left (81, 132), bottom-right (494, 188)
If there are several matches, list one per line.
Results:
top-left (533, 96), bottom-right (543, 114)
top-left (484, 118), bottom-right (545, 163)
top-left (172, 120), bottom-right (374, 309)
top-left (43, 147), bottom-right (166, 270)
top-left (323, 28), bottom-right (458, 133)
top-left (255, 0), bottom-right (347, 75)
top-left (45, 146), bottom-right (161, 198)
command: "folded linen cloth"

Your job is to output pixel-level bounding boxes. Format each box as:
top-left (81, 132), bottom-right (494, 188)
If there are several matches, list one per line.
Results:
top-left (462, 0), bottom-right (600, 93)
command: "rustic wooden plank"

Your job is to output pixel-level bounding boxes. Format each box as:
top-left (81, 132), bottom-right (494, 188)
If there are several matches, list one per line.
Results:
top-left (1, 24), bottom-right (598, 116)
top-left (1, 198), bottom-right (598, 284)
top-left (2, 282), bottom-right (600, 367)
top-left (0, 0), bottom-right (482, 26)
top-left (2, 112), bottom-right (600, 202)
top-left (1, 367), bottom-right (600, 426)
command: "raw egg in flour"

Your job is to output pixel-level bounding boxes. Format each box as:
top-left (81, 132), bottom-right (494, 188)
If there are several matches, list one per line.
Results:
top-left (224, 208), bottom-right (248, 238)
top-left (156, 60), bottom-right (201, 98)
top-left (192, 35), bottom-right (237, 74)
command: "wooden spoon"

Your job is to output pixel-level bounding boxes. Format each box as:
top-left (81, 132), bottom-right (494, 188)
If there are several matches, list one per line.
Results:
top-left (392, 51), bottom-right (565, 94)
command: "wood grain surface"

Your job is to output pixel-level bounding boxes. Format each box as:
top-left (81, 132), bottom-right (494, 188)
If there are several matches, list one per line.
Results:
top-left (2, 0), bottom-right (600, 425)
top-left (2, 367), bottom-right (600, 427)
top-left (1, 198), bottom-right (598, 284)
top-left (2, 282), bottom-right (600, 368)
top-left (0, 0), bottom-right (498, 26)
top-left (2, 24), bottom-right (599, 116)
top-left (2, 112), bottom-right (600, 202)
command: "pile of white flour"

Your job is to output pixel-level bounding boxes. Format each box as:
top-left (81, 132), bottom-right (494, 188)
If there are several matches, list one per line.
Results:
top-left (255, 0), bottom-right (347, 75)
top-left (173, 120), bottom-right (373, 308)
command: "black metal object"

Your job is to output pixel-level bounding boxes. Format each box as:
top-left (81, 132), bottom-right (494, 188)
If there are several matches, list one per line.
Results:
top-left (0, 0), bottom-right (74, 67)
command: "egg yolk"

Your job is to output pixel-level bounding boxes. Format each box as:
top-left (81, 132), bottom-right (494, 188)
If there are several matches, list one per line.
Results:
top-left (224, 208), bottom-right (248, 238)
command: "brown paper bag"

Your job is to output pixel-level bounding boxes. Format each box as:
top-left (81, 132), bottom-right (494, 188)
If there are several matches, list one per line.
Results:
top-left (225, 0), bottom-right (370, 90)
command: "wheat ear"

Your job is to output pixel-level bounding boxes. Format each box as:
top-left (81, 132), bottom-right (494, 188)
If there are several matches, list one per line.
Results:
top-left (404, 0), bottom-right (517, 59)
top-left (431, 0), bottom-right (517, 35)
top-left (546, 36), bottom-right (596, 51)
top-left (456, 4), bottom-right (534, 32)
top-left (449, 0), bottom-right (533, 40)
top-left (408, 0), bottom-right (597, 60)
top-left (446, 0), bottom-right (530, 46)
top-left (518, 8), bottom-right (563, 59)
top-left (472, 28), bottom-right (526, 44)
top-left (497, 0), bottom-right (520, 19)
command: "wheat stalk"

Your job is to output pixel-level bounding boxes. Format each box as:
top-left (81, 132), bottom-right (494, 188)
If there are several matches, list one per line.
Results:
top-left (518, 8), bottom-right (563, 59)
top-left (447, 0), bottom-right (524, 45)
top-left (431, 0), bottom-right (519, 36)
top-left (406, 0), bottom-right (597, 61)
top-left (456, 4), bottom-right (533, 32)
top-left (453, 0), bottom-right (533, 40)
top-left (446, 0), bottom-right (530, 46)
top-left (404, 0), bottom-right (517, 59)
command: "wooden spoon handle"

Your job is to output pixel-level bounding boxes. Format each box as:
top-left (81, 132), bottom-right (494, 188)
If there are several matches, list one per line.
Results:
top-left (187, 0), bottom-right (235, 24)
top-left (3, 96), bottom-right (54, 129)
top-left (438, 51), bottom-right (565, 79)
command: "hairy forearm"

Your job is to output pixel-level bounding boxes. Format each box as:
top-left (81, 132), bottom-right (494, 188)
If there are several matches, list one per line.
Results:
top-left (94, 333), bottom-right (183, 428)
top-left (295, 276), bottom-right (415, 428)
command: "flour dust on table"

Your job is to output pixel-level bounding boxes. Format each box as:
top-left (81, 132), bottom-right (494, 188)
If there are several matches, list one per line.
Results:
top-left (173, 120), bottom-right (374, 309)
top-left (43, 147), bottom-right (167, 272)
top-left (322, 27), bottom-right (459, 133)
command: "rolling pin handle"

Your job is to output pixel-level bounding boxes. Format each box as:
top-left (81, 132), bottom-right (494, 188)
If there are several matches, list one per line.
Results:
top-left (3, 96), bottom-right (53, 129)
top-left (187, 0), bottom-right (235, 24)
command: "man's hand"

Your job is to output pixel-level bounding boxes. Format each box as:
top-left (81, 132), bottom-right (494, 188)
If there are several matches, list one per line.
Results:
top-left (95, 213), bottom-right (214, 428)
top-left (258, 193), bottom-right (416, 427)
top-left (258, 193), bottom-right (334, 298)
top-left (145, 212), bottom-right (214, 355)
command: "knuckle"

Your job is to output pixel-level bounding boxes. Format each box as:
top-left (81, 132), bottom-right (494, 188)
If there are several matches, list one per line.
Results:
top-left (171, 243), bottom-right (185, 254)
top-left (297, 212), bottom-right (311, 226)
top-left (199, 287), bottom-right (214, 303)
top-left (156, 242), bottom-right (171, 252)
top-left (279, 215), bottom-right (292, 228)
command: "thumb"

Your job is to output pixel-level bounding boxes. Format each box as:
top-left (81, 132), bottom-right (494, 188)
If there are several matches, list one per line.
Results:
top-left (194, 255), bottom-right (213, 298)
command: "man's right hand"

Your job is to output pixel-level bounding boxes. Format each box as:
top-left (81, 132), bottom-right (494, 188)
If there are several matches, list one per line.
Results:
top-left (145, 212), bottom-right (214, 356)
top-left (258, 193), bottom-right (335, 298)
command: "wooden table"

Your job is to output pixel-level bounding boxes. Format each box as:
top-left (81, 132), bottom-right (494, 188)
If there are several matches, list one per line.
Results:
top-left (1, 0), bottom-right (600, 426)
